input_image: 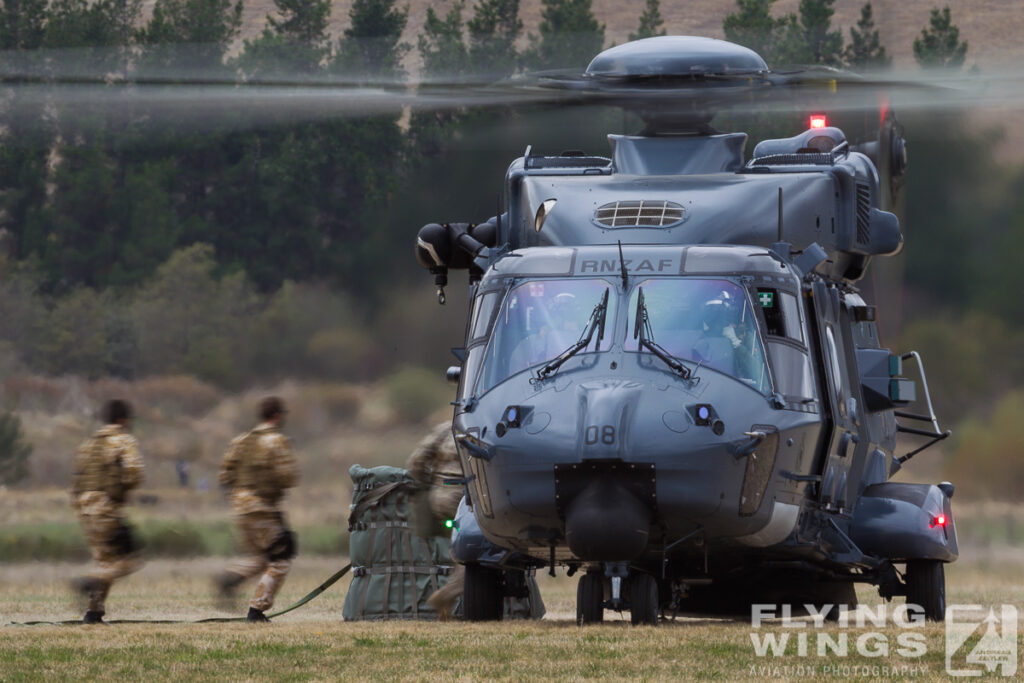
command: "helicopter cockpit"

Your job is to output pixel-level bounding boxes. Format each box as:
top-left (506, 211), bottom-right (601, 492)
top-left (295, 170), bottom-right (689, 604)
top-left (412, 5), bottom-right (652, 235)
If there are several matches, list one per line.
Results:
top-left (462, 245), bottom-right (809, 403)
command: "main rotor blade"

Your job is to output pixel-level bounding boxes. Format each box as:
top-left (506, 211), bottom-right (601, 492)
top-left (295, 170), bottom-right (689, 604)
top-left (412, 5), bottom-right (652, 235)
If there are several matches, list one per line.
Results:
top-left (530, 66), bottom-right (1024, 116)
top-left (4, 43), bottom-right (1024, 133)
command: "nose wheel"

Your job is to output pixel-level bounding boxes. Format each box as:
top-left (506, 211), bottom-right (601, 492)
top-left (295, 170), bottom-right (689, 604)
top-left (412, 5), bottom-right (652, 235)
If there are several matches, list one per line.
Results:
top-left (576, 571), bottom-right (604, 624)
top-left (576, 567), bottom-right (660, 625)
top-left (629, 573), bottom-right (659, 625)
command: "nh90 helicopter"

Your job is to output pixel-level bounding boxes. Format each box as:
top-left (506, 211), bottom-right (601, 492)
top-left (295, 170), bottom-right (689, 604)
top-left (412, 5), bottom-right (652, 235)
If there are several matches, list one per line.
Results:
top-left (415, 37), bottom-right (956, 624)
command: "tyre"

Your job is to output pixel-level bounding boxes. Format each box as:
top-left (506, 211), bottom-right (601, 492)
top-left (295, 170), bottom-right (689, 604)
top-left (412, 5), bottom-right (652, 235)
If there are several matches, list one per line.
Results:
top-left (630, 573), bottom-right (659, 626)
top-left (464, 563), bottom-right (504, 621)
top-left (906, 560), bottom-right (945, 622)
top-left (577, 572), bottom-right (604, 625)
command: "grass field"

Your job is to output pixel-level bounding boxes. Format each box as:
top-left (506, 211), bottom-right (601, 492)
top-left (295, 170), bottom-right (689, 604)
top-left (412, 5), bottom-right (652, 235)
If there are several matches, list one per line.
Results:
top-left (2, 549), bottom-right (1022, 680)
top-left (3, 488), bottom-right (1022, 679)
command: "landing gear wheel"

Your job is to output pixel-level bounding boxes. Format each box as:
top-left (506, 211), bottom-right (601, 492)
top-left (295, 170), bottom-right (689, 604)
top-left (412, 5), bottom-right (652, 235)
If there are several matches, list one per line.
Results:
top-left (630, 573), bottom-right (659, 626)
top-left (464, 563), bottom-right (504, 621)
top-left (577, 572), bottom-right (604, 625)
top-left (906, 560), bottom-right (945, 622)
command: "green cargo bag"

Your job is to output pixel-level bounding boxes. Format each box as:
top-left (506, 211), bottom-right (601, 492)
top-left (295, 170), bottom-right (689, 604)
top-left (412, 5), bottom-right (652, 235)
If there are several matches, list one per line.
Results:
top-left (343, 464), bottom-right (455, 621)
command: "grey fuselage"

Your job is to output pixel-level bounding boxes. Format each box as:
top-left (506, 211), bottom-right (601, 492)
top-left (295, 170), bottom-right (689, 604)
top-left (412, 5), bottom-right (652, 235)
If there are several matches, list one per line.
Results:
top-left (447, 128), bottom-right (955, 579)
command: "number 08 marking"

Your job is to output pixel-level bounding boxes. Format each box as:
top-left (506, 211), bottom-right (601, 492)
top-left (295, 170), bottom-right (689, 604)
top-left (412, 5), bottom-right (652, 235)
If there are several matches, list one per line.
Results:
top-left (585, 425), bottom-right (616, 445)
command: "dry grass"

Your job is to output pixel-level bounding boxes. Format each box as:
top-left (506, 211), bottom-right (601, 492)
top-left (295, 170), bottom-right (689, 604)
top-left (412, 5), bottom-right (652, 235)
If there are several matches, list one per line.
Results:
top-left (1, 551), bottom-right (1022, 680)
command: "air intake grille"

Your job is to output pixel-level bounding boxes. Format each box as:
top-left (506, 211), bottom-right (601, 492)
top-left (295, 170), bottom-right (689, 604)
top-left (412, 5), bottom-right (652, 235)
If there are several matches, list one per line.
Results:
top-left (748, 152), bottom-right (836, 167)
top-left (855, 183), bottom-right (871, 244)
top-left (595, 200), bottom-right (684, 228)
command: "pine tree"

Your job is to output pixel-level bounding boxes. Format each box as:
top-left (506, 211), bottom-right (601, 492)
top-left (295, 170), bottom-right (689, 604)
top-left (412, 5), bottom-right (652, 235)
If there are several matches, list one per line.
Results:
top-left (467, 0), bottom-right (521, 79)
top-left (138, 0), bottom-right (242, 72)
top-left (0, 0), bottom-right (48, 50)
top-left (723, 0), bottom-right (785, 66)
top-left (629, 0), bottom-right (666, 42)
top-left (238, 0), bottom-right (332, 77)
top-left (775, 0), bottom-right (843, 66)
top-left (913, 6), bottom-right (967, 69)
top-left (45, 0), bottom-right (141, 72)
top-left (0, 0), bottom-right (52, 262)
top-left (523, 0), bottom-right (605, 71)
top-left (333, 0), bottom-right (410, 82)
top-left (844, 2), bottom-right (889, 71)
top-left (418, 2), bottom-right (470, 79)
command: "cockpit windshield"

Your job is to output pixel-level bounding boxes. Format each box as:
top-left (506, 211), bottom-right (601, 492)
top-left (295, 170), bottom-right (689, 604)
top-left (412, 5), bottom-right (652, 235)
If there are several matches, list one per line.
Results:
top-left (477, 278), bottom-right (618, 393)
top-left (625, 278), bottom-right (771, 394)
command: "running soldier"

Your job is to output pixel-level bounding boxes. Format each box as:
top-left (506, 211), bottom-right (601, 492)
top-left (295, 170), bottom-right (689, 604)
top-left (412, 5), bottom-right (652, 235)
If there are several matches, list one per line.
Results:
top-left (216, 397), bottom-right (298, 623)
top-left (70, 399), bottom-right (145, 625)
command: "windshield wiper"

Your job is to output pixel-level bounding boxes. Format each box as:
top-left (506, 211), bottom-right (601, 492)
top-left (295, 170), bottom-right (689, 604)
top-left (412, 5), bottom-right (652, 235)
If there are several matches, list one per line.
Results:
top-left (634, 286), bottom-right (693, 380)
top-left (535, 288), bottom-right (609, 381)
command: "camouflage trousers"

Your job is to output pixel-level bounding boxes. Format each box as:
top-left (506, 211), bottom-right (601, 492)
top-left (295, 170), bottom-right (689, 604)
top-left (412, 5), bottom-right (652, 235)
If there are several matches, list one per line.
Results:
top-left (77, 513), bottom-right (144, 614)
top-left (426, 563), bottom-right (464, 620)
top-left (225, 511), bottom-right (294, 612)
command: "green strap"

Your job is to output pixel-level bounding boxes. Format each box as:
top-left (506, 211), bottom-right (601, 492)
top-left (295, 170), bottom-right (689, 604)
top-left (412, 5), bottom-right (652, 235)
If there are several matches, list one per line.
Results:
top-left (404, 530), bottom-right (417, 619)
top-left (380, 525), bottom-right (393, 617)
top-left (348, 481), bottom-right (413, 529)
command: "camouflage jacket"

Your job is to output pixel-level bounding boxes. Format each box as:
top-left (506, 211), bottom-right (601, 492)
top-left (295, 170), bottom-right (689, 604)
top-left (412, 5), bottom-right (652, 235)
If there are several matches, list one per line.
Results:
top-left (70, 424), bottom-right (144, 517)
top-left (406, 422), bottom-right (462, 487)
top-left (220, 422), bottom-right (298, 515)
top-left (406, 421), bottom-right (464, 522)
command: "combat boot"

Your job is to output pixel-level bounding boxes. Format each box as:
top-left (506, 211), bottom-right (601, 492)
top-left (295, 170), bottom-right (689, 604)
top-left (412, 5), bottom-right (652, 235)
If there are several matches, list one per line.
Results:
top-left (82, 610), bottom-right (106, 625)
top-left (246, 607), bottom-right (270, 623)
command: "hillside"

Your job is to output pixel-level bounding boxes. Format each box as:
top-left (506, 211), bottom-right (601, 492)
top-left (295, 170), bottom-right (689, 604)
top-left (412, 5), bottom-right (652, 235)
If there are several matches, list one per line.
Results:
top-left (207, 0), bottom-right (1024, 71)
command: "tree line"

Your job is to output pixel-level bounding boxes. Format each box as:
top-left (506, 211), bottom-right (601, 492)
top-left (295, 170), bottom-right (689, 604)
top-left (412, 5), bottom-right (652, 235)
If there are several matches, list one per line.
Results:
top-left (2, 0), bottom-right (1024, 491)
top-left (0, 0), bottom-right (1020, 377)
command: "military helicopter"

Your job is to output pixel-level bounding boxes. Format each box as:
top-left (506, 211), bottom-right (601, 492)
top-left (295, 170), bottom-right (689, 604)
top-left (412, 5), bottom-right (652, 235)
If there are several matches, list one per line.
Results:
top-left (414, 36), bottom-right (957, 625)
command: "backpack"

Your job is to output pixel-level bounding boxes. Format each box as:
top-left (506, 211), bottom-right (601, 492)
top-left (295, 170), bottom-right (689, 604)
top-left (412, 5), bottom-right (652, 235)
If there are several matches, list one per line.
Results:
top-left (342, 464), bottom-right (455, 621)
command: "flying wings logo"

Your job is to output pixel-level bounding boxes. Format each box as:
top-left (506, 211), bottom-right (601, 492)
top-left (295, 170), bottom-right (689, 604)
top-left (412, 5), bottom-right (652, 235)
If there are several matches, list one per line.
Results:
top-left (946, 605), bottom-right (1018, 677)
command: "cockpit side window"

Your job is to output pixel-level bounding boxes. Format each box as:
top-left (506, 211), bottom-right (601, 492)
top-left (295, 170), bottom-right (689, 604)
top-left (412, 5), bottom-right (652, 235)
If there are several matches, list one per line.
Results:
top-left (756, 288), bottom-right (804, 343)
top-left (470, 290), bottom-right (500, 342)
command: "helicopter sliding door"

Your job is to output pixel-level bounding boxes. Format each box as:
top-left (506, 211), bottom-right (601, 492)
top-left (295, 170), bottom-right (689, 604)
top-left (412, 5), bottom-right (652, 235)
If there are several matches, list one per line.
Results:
top-left (808, 281), bottom-right (859, 510)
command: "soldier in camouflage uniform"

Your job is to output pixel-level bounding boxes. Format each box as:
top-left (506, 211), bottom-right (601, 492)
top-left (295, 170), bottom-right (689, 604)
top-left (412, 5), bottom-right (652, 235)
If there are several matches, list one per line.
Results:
top-left (216, 397), bottom-right (298, 623)
top-left (406, 421), bottom-right (463, 532)
top-left (70, 399), bottom-right (145, 625)
top-left (406, 422), bottom-right (465, 620)
top-left (409, 421), bottom-right (545, 621)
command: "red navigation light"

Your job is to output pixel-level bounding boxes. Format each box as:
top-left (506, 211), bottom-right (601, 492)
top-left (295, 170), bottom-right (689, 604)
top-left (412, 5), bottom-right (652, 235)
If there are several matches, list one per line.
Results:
top-left (931, 514), bottom-right (948, 528)
top-left (809, 114), bottom-right (828, 129)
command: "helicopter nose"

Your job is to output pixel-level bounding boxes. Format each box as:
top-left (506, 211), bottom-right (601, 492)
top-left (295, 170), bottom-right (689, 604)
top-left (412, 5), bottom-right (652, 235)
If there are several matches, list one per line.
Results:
top-left (576, 379), bottom-right (642, 458)
top-left (564, 476), bottom-right (651, 561)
